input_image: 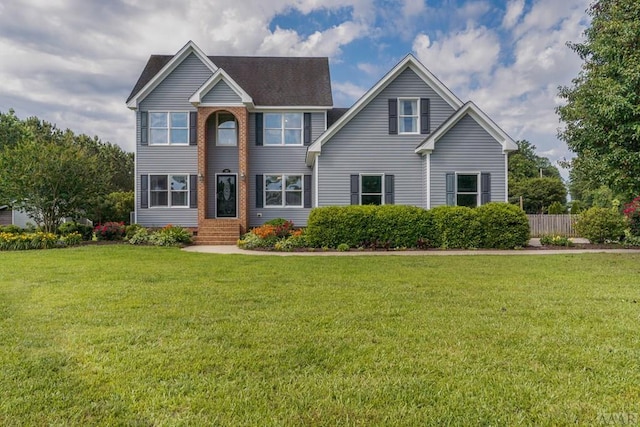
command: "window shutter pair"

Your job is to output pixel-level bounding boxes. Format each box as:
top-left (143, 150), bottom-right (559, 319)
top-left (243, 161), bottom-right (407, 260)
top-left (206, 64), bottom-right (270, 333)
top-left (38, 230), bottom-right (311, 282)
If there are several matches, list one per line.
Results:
top-left (139, 174), bottom-right (197, 209)
top-left (388, 98), bottom-right (430, 134)
top-left (255, 113), bottom-right (311, 145)
top-left (255, 174), bottom-right (312, 208)
top-left (349, 174), bottom-right (395, 205)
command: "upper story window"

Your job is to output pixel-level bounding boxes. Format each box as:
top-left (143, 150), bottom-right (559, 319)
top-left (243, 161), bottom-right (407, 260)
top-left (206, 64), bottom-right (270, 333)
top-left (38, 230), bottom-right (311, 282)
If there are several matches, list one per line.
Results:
top-left (264, 113), bottom-right (303, 145)
top-left (150, 112), bottom-right (189, 145)
top-left (217, 112), bottom-right (237, 146)
top-left (398, 99), bottom-right (419, 134)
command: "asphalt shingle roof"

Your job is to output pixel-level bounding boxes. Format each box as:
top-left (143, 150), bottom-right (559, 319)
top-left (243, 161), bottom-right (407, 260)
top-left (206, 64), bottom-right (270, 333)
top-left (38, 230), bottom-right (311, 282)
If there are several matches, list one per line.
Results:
top-left (127, 54), bottom-right (333, 107)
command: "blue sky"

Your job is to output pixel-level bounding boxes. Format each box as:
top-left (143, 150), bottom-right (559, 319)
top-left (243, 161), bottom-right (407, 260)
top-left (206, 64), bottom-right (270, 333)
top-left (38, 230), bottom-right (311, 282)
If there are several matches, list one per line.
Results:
top-left (0, 0), bottom-right (590, 177)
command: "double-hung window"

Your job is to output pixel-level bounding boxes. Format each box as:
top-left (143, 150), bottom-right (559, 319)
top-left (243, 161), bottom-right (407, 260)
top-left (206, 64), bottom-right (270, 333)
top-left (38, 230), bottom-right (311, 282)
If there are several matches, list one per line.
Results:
top-left (149, 112), bottom-right (188, 145)
top-left (361, 174), bottom-right (384, 205)
top-left (264, 174), bottom-right (303, 207)
top-left (149, 174), bottom-right (189, 207)
top-left (456, 173), bottom-right (479, 207)
top-left (398, 99), bottom-right (419, 134)
top-left (264, 113), bottom-right (303, 145)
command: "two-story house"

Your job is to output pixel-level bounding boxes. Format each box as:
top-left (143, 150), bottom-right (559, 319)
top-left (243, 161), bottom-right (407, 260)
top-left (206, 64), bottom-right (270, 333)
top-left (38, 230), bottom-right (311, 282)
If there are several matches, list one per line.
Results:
top-left (127, 41), bottom-right (517, 244)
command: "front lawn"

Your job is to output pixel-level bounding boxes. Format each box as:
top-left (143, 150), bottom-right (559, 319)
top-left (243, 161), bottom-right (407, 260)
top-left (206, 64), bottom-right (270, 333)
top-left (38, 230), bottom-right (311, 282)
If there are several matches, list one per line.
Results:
top-left (1, 246), bottom-right (639, 425)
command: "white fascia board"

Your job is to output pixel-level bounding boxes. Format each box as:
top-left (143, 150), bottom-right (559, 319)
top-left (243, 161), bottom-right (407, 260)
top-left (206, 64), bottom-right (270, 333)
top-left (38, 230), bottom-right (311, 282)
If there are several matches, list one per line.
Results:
top-left (415, 101), bottom-right (517, 154)
top-left (306, 53), bottom-right (463, 162)
top-left (189, 68), bottom-right (253, 106)
top-left (127, 40), bottom-right (217, 110)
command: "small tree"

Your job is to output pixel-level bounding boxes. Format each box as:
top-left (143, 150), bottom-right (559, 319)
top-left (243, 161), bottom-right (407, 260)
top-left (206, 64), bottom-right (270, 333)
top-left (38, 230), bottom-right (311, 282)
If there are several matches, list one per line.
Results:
top-left (510, 177), bottom-right (567, 214)
top-left (0, 140), bottom-right (107, 232)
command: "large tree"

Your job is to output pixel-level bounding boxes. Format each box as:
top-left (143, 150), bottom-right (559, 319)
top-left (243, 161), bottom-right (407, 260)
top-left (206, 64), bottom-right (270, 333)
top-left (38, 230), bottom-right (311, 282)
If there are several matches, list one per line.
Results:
top-left (508, 140), bottom-right (566, 213)
top-left (557, 0), bottom-right (640, 202)
top-left (0, 111), bottom-right (134, 229)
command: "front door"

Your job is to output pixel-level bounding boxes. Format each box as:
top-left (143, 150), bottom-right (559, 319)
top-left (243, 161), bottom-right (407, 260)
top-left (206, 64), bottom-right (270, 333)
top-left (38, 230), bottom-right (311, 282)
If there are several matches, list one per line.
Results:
top-left (216, 174), bottom-right (237, 218)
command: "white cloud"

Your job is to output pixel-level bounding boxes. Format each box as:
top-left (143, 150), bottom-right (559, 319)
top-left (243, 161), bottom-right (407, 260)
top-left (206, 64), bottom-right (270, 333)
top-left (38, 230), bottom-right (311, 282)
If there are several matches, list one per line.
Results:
top-left (412, 26), bottom-right (500, 88)
top-left (333, 81), bottom-right (368, 106)
top-left (502, 0), bottom-right (525, 29)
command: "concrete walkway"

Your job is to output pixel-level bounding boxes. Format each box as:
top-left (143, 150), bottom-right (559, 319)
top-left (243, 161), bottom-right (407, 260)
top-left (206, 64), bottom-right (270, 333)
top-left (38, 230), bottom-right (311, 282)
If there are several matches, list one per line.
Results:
top-left (183, 238), bottom-right (637, 256)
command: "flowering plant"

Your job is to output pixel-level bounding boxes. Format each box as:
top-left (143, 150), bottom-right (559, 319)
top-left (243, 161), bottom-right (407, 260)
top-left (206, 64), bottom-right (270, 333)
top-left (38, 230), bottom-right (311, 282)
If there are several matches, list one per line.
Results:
top-left (94, 222), bottom-right (125, 241)
top-left (622, 196), bottom-right (640, 236)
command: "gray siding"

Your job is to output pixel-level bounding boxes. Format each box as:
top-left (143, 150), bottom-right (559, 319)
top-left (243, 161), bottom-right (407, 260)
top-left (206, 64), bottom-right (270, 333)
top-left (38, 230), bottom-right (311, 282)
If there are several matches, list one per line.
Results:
top-left (430, 114), bottom-right (507, 207)
top-left (139, 52), bottom-right (212, 110)
top-left (135, 52), bottom-right (210, 227)
top-left (202, 80), bottom-right (242, 104)
top-left (318, 68), bottom-right (453, 207)
top-left (247, 112), bottom-right (323, 226)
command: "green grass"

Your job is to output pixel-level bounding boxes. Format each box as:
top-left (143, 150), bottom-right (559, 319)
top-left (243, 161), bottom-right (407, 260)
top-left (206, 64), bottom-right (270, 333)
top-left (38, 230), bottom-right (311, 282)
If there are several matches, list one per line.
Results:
top-left (1, 246), bottom-right (639, 425)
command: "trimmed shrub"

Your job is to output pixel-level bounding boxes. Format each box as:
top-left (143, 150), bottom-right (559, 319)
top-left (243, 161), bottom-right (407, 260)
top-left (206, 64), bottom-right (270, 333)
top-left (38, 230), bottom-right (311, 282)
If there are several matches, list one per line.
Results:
top-left (476, 203), bottom-right (530, 249)
top-left (305, 205), bottom-right (435, 249)
top-left (547, 201), bottom-right (567, 214)
top-left (94, 222), bottom-right (125, 241)
top-left (125, 223), bottom-right (145, 240)
top-left (128, 227), bottom-right (150, 245)
top-left (430, 206), bottom-right (481, 249)
top-left (58, 222), bottom-right (93, 241)
top-left (0, 225), bottom-right (22, 234)
top-left (575, 207), bottom-right (626, 243)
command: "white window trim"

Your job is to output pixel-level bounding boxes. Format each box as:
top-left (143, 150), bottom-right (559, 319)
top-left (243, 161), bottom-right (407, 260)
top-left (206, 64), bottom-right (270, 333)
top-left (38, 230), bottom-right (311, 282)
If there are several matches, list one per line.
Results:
top-left (455, 171), bottom-right (481, 207)
top-left (149, 173), bottom-right (191, 208)
top-left (148, 111), bottom-right (190, 146)
top-left (398, 98), bottom-right (420, 135)
top-left (263, 173), bottom-right (304, 208)
top-left (263, 112), bottom-right (304, 146)
top-left (216, 112), bottom-right (238, 147)
top-left (360, 173), bottom-right (385, 205)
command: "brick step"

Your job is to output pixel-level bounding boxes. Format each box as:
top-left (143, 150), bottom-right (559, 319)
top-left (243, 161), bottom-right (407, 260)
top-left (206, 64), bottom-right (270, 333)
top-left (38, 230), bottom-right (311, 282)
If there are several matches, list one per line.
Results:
top-left (193, 236), bottom-right (239, 245)
top-left (198, 226), bottom-right (240, 232)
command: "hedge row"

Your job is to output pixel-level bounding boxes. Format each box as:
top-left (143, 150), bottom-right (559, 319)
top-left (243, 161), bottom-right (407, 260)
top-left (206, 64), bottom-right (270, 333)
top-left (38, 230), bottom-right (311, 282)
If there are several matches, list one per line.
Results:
top-left (305, 203), bottom-right (530, 249)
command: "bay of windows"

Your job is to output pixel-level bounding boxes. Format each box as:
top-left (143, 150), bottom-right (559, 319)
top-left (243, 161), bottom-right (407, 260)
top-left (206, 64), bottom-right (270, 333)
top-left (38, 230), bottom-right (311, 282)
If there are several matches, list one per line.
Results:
top-left (150, 112), bottom-right (188, 145)
top-left (264, 113), bottom-right (303, 145)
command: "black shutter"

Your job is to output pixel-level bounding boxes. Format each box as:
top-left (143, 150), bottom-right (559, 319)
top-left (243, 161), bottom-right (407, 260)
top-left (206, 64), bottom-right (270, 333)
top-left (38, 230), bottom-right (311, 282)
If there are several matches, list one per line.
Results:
top-left (420, 98), bottom-right (430, 134)
top-left (385, 175), bottom-right (395, 205)
top-left (189, 112), bottom-right (197, 146)
top-left (304, 175), bottom-right (312, 208)
top-left (445, 172), bottom-right (455, 206)
top-left (303, 113), bottom-right (311, 146)
top-left (256, 175), bottom-right (264, 208)
top-left (388, 99), bottom-right (398, 135)
top-left (140, 174), bottom-right (149, 208)
top-left (140, 111), bottom-right (148, 146)
top-left (481, 173), bottom-right (491, 205)
top-left (350, 175), bottom-right (359, 205)
top-left (255, 113), bottom-right (263, 146)
top-left (189, 175), bottom-right (198, 208)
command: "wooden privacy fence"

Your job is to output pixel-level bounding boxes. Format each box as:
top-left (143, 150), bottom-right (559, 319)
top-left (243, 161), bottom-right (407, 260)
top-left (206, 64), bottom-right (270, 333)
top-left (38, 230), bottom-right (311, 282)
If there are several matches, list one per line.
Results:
top-left (527, 214), bottom-right (578, 237)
